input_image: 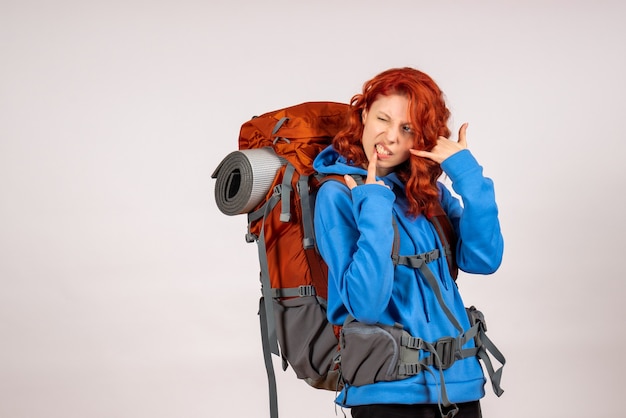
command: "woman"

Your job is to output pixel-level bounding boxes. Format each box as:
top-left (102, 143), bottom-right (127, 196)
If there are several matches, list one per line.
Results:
top-left (313, 67), bottom-right (504, 418)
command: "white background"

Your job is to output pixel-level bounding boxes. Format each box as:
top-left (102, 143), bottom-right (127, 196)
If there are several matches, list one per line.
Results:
top-left (1, 1), bottom-right (625, 417)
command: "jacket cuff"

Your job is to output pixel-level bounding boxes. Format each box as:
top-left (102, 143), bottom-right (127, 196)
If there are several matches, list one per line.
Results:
top-left (440, 149), bottom-right (481, 182)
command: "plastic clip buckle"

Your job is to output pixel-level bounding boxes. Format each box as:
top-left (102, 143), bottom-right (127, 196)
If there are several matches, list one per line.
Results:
top-left (433, 336), bottom-right (458, 370)
top-left (423, 249), bottom-right (439, 263)
top-left (298, 285), bottom-right (316, 297)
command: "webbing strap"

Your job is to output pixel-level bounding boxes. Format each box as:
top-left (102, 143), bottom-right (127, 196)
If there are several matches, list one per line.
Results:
top-left (399, 324), bottom-right (478, 369)
top-left (391, 337), bottom-right (460, 416)
top-left (416, 259), bottom-right (464, 333)
top-left (421, 339), bottom-right (458, 418)
top-left (246, 197), bottom-right (272, 242)
top-left (392, 244), bottom-right (463, 334)
top-left (248, 198), bottom-right (270, 224)
top-left (298, 174), bottom-right (315, 249)
top-left (258, 297), bottom-right (279, 418)
top-left (254, 184), bottom-right (287, 418)
top-left (394, 249), bottom-right (440, 268)
top-left (254, 190), bottom-right (282, 356)
top-left (397, 326), bottom-right (499, 418)
top-left (391, 219), bottom-right (401, 263)
top-left (271, 285), bottom-right (316, 298)
top-left (272, 117), bottom-right (289, 136)
top-left (390, 235), bottom-right (464, 416)
top-left (397, 319), bottom-right (505, 399)
top-left (475, 328), bottom-right (506, 396)
top-left (280, 164), bottom-right (295, 222)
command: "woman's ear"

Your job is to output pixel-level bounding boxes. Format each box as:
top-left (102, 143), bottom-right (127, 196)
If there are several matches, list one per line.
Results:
top-left (361, 108), bottom-right (368, 124)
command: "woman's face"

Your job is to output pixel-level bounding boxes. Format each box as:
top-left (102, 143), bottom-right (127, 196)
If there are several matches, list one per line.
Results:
top-left (361, 94), bottom-right (415, 177)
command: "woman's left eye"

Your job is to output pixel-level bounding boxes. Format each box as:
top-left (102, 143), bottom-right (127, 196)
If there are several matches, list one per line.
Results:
top-left (402, 125), bottom-right (413, 133)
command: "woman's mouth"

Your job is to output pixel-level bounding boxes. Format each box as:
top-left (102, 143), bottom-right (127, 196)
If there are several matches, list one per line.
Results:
top-left (376, 144), bottom-right (391, 156)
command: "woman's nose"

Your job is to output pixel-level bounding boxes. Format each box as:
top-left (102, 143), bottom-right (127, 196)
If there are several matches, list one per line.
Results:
top-left (385, 127), bottom-right (399, 143)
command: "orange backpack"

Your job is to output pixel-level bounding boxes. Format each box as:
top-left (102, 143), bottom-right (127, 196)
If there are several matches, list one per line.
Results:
top-left (212, 102), bottom-right (459, 418)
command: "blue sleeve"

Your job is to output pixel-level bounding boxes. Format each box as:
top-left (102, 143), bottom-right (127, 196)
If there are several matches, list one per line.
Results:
top-left (314, 180), bottom-right (396, 324)
top-left (440, 150), bottom-right (504, 274)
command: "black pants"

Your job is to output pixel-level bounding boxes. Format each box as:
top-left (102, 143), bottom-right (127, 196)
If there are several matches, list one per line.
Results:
top-left (350, 401), bottom-right (482, 418)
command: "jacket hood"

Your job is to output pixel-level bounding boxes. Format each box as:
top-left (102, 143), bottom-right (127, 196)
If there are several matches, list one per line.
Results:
top-left (313, 145), bottom-right (364, 176)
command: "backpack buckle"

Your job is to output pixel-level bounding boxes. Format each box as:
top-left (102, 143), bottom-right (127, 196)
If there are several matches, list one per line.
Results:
top-left (432, 336), bottom-right (458, 370)
top-left (298, 285), bottom-right (316, 297)
top-left (423, 249), bottom-right (439, 263)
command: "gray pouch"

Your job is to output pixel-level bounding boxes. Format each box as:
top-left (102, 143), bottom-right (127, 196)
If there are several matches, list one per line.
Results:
top-left (339, 320), bottom-right (411, 386)
top-left (273, 296), bottom-right (341, 390)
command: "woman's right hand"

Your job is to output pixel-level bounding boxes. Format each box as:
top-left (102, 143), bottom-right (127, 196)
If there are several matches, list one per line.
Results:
top-left (344, 151), bottom-right (388, 190)
top-left (410, 123), bottom-right (468, 164)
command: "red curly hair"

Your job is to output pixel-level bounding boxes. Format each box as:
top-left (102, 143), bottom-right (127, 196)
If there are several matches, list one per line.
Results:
top-left (332, 67), bottom-right (451, 217)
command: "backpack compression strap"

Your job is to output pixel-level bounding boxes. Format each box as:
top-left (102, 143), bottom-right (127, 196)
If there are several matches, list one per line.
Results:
top-left (391, 242), bottom-right (506, 415)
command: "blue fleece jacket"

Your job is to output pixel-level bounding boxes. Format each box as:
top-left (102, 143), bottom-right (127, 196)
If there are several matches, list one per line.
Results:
top-left (313, 145), bottom-right (503, 406)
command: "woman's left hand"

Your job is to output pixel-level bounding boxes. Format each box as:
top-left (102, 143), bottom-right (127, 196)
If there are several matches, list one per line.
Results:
top-left (410, 123), bottom-right (468, 164)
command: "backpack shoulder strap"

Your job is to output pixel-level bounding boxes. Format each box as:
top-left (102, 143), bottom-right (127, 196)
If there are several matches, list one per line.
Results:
top-left (426, 201), bottom-right (458, 280)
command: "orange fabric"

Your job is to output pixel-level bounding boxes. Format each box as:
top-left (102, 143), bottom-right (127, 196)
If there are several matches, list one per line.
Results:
top-left (243, 103), bottom-right (349, 299)
top-left (248, 167), bottom-right (330, 298)
top-left (239, 102), bottom-right (349, 175)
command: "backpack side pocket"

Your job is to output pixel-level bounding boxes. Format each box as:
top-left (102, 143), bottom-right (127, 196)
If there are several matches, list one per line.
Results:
top-left (339, 321), bottom-right (409, 386)
top-left (273, 296), bottom-right (339, 389)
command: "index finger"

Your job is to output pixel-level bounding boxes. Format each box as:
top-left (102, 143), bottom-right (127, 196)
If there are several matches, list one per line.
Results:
top-left (366, 150), bottom-right (378, 184)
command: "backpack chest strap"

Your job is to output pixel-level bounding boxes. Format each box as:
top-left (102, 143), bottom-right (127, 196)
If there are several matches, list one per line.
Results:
top-left (391, 240), bottom-right (464, 334)
top-left (393, 249), bottom-right (440, 268)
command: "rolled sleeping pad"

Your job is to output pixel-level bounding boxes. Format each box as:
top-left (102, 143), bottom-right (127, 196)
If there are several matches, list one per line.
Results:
top-left (212, 147), bottom-right (285, 216)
